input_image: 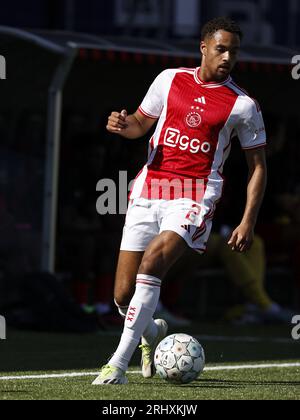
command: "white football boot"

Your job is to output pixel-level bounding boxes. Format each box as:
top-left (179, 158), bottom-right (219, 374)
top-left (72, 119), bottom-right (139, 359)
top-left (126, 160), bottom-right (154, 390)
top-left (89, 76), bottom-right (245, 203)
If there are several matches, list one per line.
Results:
top-left (92, 365), bottom-right (128, 385)
top-left (139, 319), bottom-right (168, 378)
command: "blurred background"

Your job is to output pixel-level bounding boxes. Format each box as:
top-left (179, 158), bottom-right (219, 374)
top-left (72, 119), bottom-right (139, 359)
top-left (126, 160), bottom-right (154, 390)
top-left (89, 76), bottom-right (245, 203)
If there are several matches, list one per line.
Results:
top-left (0, 0), bottom-right (299, 333)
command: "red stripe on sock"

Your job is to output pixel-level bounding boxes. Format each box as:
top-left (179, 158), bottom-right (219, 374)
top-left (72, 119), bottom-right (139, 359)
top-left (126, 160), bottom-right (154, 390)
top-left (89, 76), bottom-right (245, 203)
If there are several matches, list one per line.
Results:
top-left (136, 280), bottom-right (161, 288)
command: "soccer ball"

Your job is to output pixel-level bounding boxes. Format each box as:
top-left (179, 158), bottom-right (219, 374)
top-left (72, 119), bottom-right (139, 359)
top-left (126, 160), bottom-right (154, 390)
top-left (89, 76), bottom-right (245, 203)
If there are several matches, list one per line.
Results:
top-left (154, 333), bottom-right (205, 384)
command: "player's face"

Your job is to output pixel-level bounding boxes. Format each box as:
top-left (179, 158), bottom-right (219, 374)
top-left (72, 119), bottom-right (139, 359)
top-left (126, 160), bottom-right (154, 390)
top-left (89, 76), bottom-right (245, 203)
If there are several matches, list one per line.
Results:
top-left (201, 30), bottom-right (241, 81)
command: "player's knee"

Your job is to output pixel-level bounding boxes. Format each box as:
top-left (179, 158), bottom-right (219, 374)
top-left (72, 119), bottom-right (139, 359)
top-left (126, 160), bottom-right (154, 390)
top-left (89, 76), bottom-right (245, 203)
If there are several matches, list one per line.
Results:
top-left (138, 254), bottom-right (163, 279)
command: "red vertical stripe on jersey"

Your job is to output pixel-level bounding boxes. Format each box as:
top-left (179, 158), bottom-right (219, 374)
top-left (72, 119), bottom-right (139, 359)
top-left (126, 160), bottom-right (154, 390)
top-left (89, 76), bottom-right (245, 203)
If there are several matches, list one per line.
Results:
top-left (139, 70), bottom-right (238, 201)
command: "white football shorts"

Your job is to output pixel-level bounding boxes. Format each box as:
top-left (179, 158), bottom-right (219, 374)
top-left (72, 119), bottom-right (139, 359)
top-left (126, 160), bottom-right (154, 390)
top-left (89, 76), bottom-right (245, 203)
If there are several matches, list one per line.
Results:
top-left (120, 198), bottom-right (213, 254)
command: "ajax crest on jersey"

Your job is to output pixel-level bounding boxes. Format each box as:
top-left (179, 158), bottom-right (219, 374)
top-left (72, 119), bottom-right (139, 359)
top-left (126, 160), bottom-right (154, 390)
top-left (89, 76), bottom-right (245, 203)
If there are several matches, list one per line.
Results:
top-left (186, 112), bottom-right (202, 128)
top-left (154, 333), bottom-right (205, 384)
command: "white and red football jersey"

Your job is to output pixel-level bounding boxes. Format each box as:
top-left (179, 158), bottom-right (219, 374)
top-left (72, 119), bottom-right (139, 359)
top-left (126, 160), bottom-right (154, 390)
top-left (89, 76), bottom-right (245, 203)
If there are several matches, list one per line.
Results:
top-left (129, 67), bottom-right (266, 205)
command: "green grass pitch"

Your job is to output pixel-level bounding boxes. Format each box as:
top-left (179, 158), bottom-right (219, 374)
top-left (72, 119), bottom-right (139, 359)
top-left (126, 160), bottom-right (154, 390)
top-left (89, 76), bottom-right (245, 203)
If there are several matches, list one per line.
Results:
top-left (0, 324), bottom-right (299, 400)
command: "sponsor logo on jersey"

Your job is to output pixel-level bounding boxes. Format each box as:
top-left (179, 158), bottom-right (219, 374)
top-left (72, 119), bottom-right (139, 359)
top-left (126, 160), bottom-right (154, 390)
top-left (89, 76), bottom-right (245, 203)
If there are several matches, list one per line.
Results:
top-left (194, 97), bottom-right (206, 104)
top-left (186, 112), bottom-right (202, 128)
top-left (164, 127), bottom-right (211, 154)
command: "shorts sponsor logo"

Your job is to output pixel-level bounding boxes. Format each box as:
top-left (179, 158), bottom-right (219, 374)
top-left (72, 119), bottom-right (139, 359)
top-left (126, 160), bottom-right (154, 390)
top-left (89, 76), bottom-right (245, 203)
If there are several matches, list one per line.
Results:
top-left (164, 128), bottom-right (211, 154)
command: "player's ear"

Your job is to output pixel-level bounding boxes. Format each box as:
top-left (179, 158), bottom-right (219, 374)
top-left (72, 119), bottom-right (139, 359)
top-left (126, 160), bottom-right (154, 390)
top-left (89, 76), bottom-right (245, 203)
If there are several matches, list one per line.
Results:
top-left (200, 41), bottom-right (207, 57)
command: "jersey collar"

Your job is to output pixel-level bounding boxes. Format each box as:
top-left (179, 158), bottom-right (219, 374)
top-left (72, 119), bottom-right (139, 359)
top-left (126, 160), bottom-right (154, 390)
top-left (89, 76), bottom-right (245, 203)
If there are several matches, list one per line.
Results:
top-left (194, 67), bottom-right (232, 88)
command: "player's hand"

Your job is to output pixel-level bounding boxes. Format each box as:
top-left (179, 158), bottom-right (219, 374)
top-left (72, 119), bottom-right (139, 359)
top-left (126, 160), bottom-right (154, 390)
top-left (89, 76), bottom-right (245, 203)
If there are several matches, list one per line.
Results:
top-left (228, 223), bottom-right (254, 253)
top-left (106, 110), bottom-right (128, 133)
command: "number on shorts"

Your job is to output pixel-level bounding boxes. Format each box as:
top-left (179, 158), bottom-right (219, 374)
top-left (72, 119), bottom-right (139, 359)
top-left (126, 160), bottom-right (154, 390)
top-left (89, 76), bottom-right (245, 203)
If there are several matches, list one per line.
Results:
top-left (186, 204), bottom-right (201, 222)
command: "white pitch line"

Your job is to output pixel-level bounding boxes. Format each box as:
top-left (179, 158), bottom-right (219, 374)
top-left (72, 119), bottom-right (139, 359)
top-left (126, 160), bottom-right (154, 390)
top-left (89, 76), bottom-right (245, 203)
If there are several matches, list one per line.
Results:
top-left (0, 372), bottom-right (97, 381)
top-left (0, 363), bottom-right (299, 381)
top-left (195, 335), bottom-right (296, 344)
top-left (97, 332), bottom-right (297, 344)
top-left (204, 362), bottom-right (300, 371)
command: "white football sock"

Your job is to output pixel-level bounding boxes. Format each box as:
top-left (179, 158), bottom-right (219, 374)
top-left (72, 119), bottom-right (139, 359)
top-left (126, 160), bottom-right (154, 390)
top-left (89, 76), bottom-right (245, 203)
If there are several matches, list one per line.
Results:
top-left (109, 275), bottom-right (161, 371)
top-left (115, 299), bottom-right (159, 345)
top-left (114, 300), bottom-right (128, 318)
top-left (142, 317), bottom-right (158, 346)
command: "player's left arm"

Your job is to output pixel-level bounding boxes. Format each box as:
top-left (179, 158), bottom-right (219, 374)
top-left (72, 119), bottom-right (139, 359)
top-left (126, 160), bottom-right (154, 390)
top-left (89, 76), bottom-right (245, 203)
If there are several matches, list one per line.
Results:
top-left (228, 147), bottom-right (267, 252)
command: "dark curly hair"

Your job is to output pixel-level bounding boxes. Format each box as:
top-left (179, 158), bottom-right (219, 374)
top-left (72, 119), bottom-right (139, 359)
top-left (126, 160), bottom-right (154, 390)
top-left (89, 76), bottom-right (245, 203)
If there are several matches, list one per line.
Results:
top-left (201, 17), bottom-right (243, 41)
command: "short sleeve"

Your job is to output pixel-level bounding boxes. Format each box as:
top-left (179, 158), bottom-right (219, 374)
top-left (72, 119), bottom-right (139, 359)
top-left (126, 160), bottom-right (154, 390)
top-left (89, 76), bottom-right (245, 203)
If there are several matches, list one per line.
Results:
top-left (235, 97), bottom-right (267, 150)
top-left (139, 71), bottom-right (166, 119)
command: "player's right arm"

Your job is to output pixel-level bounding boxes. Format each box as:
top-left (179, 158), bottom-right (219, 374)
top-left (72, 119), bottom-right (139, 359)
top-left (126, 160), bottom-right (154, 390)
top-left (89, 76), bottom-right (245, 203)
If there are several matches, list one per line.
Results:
top-left (107, 70), bottom-right (168, 139)
top-left (106, 109), bottom-right (158, 139)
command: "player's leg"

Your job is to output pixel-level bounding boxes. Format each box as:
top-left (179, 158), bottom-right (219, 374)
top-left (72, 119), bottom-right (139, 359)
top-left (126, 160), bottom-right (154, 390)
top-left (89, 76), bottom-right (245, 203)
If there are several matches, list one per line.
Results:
top-left (114, 250), bottom-right (144, 311)
top-left (137, 231), bottom-right (189, 278)
top-left (91, 251), bottom-right (141, 385)
top-left (137, 231), bottom-right (188, 377)
top-left (93, 198), bottom-right (172, 385)
top-left (101, 231), bottom-right (187, 382)
top-left (113, 249), bottom-right (164, 350)
top-left (113, 198), bottom-right (159, 310)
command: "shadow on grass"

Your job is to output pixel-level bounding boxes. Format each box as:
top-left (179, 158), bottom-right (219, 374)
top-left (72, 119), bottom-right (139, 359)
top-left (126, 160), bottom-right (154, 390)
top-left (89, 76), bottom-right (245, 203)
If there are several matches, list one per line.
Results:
top-left (128, 378), bottom-right (300, 390)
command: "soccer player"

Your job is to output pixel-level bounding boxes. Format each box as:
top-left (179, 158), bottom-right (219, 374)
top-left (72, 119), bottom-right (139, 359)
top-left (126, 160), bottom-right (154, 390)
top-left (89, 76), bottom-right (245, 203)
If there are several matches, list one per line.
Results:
top-left (93, 17), bottom-right (267, 385)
